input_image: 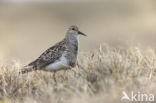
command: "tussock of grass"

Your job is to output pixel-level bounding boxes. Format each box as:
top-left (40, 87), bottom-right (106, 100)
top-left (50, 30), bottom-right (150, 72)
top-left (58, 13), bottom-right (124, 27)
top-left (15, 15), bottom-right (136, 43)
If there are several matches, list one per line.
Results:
top-left (0, 45), bottom-right (156, 103)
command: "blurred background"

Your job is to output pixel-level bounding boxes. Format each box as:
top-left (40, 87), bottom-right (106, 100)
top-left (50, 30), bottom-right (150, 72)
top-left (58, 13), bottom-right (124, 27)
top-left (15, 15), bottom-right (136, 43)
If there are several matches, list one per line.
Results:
top-left (0, 0), bottom-right (156, 63)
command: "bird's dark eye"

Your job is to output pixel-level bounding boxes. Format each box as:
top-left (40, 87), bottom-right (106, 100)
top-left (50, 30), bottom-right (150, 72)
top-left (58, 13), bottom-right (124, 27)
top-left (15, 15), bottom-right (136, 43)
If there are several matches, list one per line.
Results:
top-left (72, 28), bottom-right (75, 30)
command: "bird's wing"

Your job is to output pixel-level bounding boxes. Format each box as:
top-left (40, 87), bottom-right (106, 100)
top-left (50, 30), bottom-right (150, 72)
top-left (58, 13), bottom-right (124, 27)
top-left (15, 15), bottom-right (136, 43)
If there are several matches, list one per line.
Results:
top-left (24, 40), bottom-right (67, 70)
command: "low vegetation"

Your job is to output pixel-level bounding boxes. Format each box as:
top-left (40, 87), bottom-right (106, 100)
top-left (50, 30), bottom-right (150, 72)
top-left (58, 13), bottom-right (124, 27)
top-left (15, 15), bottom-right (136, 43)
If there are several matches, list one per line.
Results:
top-left (0, 45), bottom-right (156, 103)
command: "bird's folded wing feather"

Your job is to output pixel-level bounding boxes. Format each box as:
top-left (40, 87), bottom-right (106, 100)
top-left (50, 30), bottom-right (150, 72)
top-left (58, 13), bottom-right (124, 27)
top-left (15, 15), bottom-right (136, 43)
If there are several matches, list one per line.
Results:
top-left (24, 41), bottom-right (66, 70)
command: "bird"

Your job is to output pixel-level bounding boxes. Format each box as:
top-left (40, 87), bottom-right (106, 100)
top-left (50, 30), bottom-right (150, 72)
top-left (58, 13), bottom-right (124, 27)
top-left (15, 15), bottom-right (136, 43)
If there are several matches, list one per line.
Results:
top-left (20, 25), bottom-right (86, 82)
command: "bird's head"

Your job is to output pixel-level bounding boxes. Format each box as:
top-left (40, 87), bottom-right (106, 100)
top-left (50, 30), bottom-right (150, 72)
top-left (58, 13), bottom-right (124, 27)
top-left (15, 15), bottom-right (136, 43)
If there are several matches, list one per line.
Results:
top-left (67, 25), bottom-right (86, 36)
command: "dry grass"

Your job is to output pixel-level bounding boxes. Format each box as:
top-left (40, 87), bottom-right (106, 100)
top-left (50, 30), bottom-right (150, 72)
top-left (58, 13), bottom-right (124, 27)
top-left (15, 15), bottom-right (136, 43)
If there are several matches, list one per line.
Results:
top-left (0, 45), bottom-right (156, 103)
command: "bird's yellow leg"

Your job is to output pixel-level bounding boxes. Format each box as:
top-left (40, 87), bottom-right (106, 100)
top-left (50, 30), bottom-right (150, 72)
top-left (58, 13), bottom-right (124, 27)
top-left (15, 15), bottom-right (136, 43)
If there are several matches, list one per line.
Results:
top-left (53, 71), bottom-right (57, 83)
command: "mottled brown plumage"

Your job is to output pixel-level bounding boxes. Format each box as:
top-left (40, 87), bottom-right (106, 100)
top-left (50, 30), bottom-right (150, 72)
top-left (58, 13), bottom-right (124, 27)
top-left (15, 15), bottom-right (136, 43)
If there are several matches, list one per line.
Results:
top-left (21, 25), bottom-right (86, 77)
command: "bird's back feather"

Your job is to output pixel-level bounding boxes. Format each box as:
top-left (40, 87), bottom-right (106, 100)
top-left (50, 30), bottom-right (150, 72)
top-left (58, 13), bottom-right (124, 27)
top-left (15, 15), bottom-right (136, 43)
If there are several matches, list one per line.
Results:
top-left (21, 39), bottom-right (67, 73)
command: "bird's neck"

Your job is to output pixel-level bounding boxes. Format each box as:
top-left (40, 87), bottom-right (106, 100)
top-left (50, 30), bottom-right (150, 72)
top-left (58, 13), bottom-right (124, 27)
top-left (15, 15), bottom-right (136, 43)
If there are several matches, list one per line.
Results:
top-left (65, 34), bottom-right (78, 45)
top-left (65, 34), bottom-right (79, 55)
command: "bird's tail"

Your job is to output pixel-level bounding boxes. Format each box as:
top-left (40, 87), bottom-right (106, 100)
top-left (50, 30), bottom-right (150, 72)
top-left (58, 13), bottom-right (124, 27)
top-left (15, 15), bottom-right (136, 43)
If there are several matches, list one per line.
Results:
top-left (19, 65), bottom-right (34, 74)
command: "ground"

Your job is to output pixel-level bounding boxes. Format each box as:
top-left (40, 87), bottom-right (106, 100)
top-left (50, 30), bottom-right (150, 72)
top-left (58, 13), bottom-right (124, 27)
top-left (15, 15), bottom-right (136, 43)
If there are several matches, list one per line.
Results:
top-left (0, 44), bottom-right (155, 103)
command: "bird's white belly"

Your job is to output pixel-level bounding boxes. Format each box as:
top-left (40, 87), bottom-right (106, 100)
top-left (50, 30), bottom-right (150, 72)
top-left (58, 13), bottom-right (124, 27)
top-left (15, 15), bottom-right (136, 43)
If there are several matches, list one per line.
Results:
top-left (45, 56), bottom-right (69, 71)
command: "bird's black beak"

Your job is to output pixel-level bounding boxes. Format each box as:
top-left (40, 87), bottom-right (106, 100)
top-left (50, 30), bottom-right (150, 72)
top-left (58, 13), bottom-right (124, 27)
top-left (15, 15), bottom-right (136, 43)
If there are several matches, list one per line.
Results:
top-left (78, 31), bottom-right (87, 36)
